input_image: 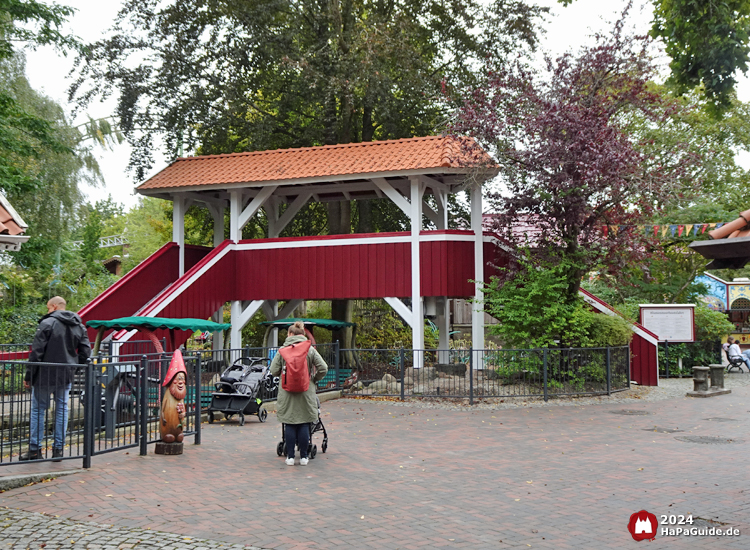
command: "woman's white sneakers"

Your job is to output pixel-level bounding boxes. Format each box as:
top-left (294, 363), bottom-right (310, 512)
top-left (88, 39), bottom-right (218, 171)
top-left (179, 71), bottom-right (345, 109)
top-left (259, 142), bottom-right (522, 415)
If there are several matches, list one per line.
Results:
top-left (300, 457), bottom-right (309, 466)
top-left (285, 457), bottom-right (295, 466)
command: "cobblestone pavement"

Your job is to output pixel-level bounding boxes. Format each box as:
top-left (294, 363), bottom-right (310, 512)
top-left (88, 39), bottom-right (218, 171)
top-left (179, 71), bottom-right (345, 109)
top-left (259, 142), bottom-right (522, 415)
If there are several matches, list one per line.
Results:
top-left (1, 376), bottom-right (750, 549)
top-left (0, 508), bottom-right (260, 549)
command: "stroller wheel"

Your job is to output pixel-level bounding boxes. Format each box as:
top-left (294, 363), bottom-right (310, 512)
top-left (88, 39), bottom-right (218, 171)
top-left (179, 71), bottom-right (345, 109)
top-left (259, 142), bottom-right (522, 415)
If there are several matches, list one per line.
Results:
top-left (276, 441), bottom-right (284, 456)
top-left (321, 440), bottom-right (327, 453)
top-left (238, 413), bottom-right (245, 426)
top-left (310, 444), bottom-right (317, 459)
top-left (208, 411), bottom-right (214, 424)
top-left (258, 408), bottom-right (268, 423)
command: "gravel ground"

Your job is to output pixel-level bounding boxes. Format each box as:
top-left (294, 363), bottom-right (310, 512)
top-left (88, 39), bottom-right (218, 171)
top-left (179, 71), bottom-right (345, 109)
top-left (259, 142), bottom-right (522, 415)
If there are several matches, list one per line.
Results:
top-left (342, 372), bottom-right (750, 411)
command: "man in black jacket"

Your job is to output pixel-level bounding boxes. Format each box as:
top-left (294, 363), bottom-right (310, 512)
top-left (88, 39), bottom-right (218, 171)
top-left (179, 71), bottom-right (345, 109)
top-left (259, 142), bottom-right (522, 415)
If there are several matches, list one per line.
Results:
top-left (21, 296), bottom-right (91, 461)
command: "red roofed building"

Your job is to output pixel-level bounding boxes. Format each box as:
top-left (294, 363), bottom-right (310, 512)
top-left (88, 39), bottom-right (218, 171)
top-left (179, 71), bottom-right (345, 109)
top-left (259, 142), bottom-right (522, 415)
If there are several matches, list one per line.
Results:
top-left (0, 194), bottom-right (29, 252)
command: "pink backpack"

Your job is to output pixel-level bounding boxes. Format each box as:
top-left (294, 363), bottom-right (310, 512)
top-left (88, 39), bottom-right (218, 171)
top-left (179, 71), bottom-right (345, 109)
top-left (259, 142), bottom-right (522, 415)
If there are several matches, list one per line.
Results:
top-left (279, 340), bottom-right (312, 393)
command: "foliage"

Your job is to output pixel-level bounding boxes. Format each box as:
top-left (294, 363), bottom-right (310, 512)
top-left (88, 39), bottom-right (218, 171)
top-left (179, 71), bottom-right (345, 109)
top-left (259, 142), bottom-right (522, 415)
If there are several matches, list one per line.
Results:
top-left (353, 300), bottom-right (411, 349)
top-left (0, 0), bottom-right (80, 197)
top-left (452, 20), bottom-right (701, 303)
top-left (72, 0), bottom-right (548, 180)
top-left (121, 198), bottom-right (171, 272)
top-left (0, 303), bottom-right (42, 344)
top-left (575, 311), bottom-right (633, 347)
top-left (559, 0), bottom-right (750, 114)
top-left (650, 0), bottom-right (750, 114)
top-left (484, 259), bottom-right (591, 348)
top-left (694, 305), bottom-right (736, 342)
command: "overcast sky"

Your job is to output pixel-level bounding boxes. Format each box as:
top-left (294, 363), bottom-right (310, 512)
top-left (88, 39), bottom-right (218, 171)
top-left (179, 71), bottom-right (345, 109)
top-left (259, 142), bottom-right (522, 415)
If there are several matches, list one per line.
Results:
top-left (22, 0), bottom-right (750, 209)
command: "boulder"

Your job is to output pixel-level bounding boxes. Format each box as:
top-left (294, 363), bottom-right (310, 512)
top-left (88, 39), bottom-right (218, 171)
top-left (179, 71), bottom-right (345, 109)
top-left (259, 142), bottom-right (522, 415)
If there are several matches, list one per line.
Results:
top-left (367, 380), bottom-right (391, 393)
top-left (382, 373), bottom-right (397, 383)
top-left (407, 366), bottom-right (437, 382)
top-left (434, 363), bottom-right (467, 377)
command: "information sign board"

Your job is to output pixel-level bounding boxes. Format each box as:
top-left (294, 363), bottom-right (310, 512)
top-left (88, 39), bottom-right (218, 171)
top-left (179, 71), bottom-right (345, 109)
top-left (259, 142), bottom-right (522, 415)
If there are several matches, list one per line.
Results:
top-left (639, 305), bottom-right (695, 343)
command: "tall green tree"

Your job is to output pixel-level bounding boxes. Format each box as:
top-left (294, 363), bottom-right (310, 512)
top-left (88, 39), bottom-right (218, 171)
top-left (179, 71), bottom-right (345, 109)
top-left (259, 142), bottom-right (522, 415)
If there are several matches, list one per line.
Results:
top-left (559, 0), bottom-right (750, 114)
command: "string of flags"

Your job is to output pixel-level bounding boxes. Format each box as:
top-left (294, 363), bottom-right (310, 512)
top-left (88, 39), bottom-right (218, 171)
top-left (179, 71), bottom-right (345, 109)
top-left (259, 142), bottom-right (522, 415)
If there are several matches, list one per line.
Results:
top-left (602, 222), bottom-right (727, 238)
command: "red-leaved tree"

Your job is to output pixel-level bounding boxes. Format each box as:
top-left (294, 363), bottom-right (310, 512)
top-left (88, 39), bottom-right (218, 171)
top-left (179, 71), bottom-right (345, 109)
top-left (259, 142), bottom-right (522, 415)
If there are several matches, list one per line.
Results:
top-left (451, 17), bottom-right (700, 302)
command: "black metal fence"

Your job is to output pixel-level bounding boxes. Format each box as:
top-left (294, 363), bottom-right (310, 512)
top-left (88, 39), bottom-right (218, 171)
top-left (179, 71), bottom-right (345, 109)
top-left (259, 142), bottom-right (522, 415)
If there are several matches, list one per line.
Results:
top-left (0, 352), bottom-right (201, 468)
top-left (343, 346), bottom-right (630, 403)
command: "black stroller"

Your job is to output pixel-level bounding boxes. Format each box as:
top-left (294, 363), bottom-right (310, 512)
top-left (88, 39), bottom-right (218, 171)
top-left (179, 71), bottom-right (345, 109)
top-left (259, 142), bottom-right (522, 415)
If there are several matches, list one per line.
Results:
top-left (208, 356), bottom-right (277, 425)
top-left (275, 396), bottom-right (328, 459)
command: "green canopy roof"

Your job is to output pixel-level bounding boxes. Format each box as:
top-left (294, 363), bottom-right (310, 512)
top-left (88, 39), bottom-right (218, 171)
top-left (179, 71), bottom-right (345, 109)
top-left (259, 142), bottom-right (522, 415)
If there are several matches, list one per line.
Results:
top-left (86, 317), bottom-right (231, 332)
top-left (260, 318), bottom-right (355, 330)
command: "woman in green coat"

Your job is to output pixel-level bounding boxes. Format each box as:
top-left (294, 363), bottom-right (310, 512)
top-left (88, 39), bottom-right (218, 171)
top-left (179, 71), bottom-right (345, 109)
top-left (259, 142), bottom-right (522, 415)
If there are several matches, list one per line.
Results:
top-left (270, 321), bottom-right (328, 465)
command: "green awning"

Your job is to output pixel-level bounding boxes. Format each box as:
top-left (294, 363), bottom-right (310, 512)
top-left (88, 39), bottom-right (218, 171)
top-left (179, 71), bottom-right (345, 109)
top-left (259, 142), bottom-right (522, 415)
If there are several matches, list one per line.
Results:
top-left (260, 318), bottom-right (355, 330)
top-left (86, 317), bottom-right (231, 332)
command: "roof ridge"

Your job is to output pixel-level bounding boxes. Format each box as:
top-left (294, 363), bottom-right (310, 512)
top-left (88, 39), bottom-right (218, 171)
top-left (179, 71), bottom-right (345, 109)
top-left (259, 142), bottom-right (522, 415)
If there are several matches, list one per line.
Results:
top-left (174, 135), bottom-right (448, 162)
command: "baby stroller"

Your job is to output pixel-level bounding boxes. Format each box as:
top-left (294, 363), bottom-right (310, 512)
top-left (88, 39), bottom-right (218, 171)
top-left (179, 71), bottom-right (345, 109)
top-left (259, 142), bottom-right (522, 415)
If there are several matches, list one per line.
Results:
top-left (275, 396), bottom-right (328, 459)
top-left (208, 356), bottom-right (277, 425)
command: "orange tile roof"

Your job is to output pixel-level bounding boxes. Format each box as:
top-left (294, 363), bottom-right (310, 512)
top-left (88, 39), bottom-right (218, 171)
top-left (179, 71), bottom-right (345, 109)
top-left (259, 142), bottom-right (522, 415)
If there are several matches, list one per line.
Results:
top-left (137, 136), bottom-right (493, 191)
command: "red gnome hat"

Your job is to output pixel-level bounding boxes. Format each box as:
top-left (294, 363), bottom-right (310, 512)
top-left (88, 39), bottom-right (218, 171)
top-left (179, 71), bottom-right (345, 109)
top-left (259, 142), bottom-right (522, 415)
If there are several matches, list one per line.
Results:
top-left (163, 349), bottom-right (187, 387)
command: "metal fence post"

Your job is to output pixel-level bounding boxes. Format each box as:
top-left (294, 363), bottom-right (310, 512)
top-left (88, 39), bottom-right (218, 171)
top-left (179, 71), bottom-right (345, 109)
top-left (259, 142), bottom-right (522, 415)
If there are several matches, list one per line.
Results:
top-left (606, 347), bottom-right (611, 396)
top-left (469, 348), bottom-right (474, 406)
top-left (399, 348), bottom-right (405, 401)
top-left (627, 345), bottom-right (631, 389)
top-left (194, 355), bottom-right (201, 445)
top-left (664, 341), bottom-right (669, 378)
top-left (139, 355), bottom-right (148, 456)
top-left (543, 349), bottom-right (549, 402)
top-left (334, 341), bottom-right (340, 389)
top-left (83, 359), bottom-right (93, 469)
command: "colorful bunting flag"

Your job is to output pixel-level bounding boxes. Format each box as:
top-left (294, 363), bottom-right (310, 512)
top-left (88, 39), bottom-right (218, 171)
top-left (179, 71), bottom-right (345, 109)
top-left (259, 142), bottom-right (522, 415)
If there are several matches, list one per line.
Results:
top-left (685, 224), bottom-right (693, 235)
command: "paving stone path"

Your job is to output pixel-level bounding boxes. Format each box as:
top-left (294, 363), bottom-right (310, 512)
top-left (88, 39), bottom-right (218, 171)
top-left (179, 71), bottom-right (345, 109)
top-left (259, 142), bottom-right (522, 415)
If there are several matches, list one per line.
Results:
top-left (1, 375), bottom-right (749, 549)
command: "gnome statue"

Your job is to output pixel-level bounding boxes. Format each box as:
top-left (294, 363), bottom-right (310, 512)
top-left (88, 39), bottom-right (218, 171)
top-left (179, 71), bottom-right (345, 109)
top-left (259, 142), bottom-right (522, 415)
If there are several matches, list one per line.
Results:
top-left (156, 349), bottom-right (188, 455)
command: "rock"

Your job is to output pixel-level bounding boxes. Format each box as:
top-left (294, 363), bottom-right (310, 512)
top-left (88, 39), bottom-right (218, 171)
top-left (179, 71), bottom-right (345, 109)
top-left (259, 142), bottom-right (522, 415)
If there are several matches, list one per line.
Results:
top-left (407, 367), bottom-right (437, 382)
top-left (403, 376), bottom-right (414, 387)
top-left (349, 381), bottom-right (365, 391)
top-left (368, 380), bottom-right (390, 392)
top-left (382, 373), bottom-right (397, 383)
top-left (434, 363), bottom-right (467, 377)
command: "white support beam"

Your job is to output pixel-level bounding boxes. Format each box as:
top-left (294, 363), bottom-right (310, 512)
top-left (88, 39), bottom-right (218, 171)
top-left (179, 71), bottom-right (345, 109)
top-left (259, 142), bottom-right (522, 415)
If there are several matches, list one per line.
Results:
top-left (207, 203), bottom-right (225, 247)
top-left (384, 297), bottom-right (413, 327)
top-left (273, 193), bottom-right (312, 237)
top-left (437, 297), bottom-right (450, 363)
top-left (182, 191), bottom-right (228, 209)
top-left (276, 299), bottom-right (303, 320)
top-left (230, 300), bottom-right (264, 349)
top-left (419, 174), bottom-right (450, 195)
top-left (172, 195), bottom-right (186, 276)
top-left (265, 197), bottom-right (282, 238)
top-left (229, 191), bottom-right (243, 242)
top-left (373, 178), bottom-right (412, 217)
top-left (470, 183), bottom-right (484, 367)
top-left (410, 177), bottom-right (425, 352)
top-left (422, 200), bottom-right (441, 228)
top-left (239, 185), bottom-right (278, 230)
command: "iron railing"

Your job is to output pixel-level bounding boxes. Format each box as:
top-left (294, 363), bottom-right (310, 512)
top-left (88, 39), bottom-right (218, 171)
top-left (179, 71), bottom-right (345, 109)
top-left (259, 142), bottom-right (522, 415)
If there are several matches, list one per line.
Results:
top-left (0, 351), bottom-right (202, 468)
top-left (342, 346), bottom-right (631, 403)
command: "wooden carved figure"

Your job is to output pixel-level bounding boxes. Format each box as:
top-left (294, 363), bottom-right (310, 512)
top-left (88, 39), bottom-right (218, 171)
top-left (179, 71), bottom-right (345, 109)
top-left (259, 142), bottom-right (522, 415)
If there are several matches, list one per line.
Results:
top-left (157, 349), bottom-right (187, 454)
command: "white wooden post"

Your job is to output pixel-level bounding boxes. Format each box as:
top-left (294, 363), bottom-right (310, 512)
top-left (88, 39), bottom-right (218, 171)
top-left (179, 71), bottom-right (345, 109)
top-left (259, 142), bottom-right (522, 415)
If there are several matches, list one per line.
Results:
top-left (211, 308), bottom-right (224, 355)
top-left (437, 297), bottom-right (450, 363)
top-left (410, 178), bottom-right (424, 353)
top-left (229, 191), bottom-right (242, 243)
top-left (172, 195), bottom-right (186, 277)
top-left (470, 184), bottom-right (484, 368)
top-left (208, 204), bottom-right (224, 247)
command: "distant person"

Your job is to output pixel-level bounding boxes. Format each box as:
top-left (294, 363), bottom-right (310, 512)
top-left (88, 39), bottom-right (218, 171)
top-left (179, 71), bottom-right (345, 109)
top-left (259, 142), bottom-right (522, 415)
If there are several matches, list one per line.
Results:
top-left (21, 297), bottom-right (91, 461)
top-left (270, 321), bottom-right (327, 466)
top-left (727, 336), bottom-right (750, 371)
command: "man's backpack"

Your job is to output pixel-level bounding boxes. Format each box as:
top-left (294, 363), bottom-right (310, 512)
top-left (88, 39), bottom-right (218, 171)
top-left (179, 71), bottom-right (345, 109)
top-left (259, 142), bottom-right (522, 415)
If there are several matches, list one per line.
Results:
top-left (279, 340), bottom-right (313, 393)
